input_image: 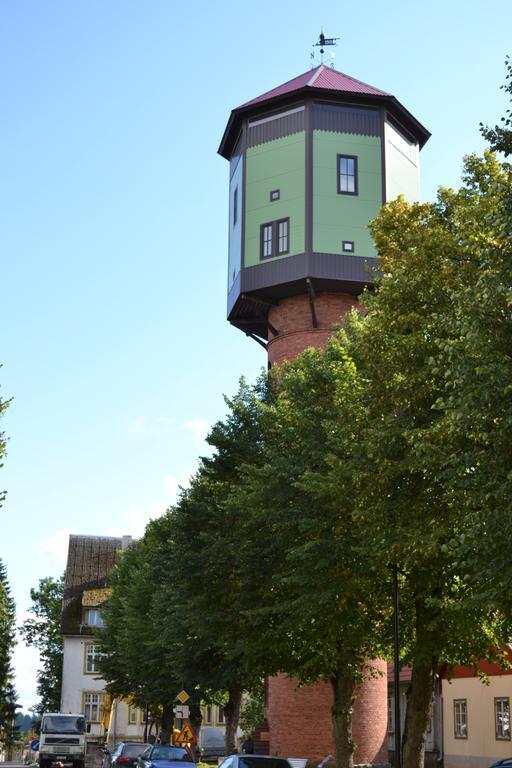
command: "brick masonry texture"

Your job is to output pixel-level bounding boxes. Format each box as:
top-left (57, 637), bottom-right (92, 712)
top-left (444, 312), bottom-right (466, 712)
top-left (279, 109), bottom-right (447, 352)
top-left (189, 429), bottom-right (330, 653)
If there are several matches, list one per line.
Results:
top-left (267, 292), bottom-right (362, 366)
top-left (264, 291), bottom-right (388, 764)
top-left (267, 663), bottom-right (388, 764)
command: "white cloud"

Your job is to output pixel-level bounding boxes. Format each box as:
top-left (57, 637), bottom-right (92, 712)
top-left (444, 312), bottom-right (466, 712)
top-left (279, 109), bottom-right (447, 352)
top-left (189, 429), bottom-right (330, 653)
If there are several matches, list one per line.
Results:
top-left (128, 416), bottom-right (145, 434)
top-left (183, 419), bottom-right (210, 441)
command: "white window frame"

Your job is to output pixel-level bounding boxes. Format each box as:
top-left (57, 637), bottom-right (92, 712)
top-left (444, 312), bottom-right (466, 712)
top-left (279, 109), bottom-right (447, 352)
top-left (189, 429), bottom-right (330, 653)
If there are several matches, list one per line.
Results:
top-left (84, 643), bottom-right (103, 674)
top-left (83, 692), bottom-right (105, 723)
top-left (453, 699), bottom-right (468, 739)
top-left (495, 697), bottom-right (511, 740)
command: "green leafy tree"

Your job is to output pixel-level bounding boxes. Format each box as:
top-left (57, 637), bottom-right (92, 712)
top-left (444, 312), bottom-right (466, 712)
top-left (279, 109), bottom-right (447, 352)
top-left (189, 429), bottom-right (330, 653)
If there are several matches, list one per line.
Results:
top-left (230, 341), bottom-right (390, 768)
top-left (342, 148), bottom-right (512, 768)
top-left (153, 378), bottom-right (269, 755)
top-left (98, 539), bottom-right (182, 743)
top-left (0, 560), bottom-right (18, 750)
top-left (20, 576), bottom-right (64, 715)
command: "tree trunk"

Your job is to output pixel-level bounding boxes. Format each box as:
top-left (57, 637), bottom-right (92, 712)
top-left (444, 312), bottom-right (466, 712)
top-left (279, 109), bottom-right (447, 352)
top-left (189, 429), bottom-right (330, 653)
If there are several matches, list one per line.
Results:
top-left (224, 686), bottom-right (243, 756)
top-left (330, 661), bottom-right (358, 768)
top-left (401, 660), bottom-right (435, 768)
top-left (188, 701), bottom-right (203, 761)
top-left (160, 704), bottom-right (174, 744)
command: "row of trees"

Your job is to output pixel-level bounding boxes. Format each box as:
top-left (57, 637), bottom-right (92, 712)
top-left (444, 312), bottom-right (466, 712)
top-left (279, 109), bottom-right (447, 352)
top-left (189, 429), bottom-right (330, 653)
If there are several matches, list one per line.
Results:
top-left (98, 63), bottom-right (512, 768)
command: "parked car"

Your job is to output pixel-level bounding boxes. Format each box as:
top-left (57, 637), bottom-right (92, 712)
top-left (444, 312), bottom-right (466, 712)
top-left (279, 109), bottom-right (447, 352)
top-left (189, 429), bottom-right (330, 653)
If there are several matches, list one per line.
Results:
top-left (136, 745), bottom-right (195, 768)
top-left (489, 761), bottom-right (512, 768)
top-left (218, 757), bottom-right (292, 768)
top-left (199, 727), bottom-right (225, 761)
top-left (103, 742), bottom-right (150, 768)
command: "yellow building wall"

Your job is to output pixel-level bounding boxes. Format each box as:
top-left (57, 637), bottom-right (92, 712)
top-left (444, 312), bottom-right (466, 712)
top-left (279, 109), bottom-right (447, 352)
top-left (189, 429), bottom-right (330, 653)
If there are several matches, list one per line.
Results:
top-left (443, 675), bottom-right (512, 768)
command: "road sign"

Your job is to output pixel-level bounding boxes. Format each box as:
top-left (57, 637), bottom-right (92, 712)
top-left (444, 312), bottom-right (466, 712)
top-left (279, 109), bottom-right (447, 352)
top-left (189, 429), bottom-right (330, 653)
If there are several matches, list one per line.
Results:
top-left (30, 739), bottom-right (40, 752)
top-left (175, 721), bottom-right (197, 745)
top-left (176, 690), bottom-right (189, 704)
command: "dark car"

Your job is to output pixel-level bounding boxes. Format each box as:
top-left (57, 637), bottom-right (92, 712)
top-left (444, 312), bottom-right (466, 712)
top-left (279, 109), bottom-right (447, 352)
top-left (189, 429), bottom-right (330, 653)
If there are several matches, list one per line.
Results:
top-left (219, 757), bottom-right (292, 768)
top-left (136, 745), bottom-right (195, 768)
top-left (103, 742), bottom-right (150, 768)
top-left (489, 761), bottom-right (512, 768)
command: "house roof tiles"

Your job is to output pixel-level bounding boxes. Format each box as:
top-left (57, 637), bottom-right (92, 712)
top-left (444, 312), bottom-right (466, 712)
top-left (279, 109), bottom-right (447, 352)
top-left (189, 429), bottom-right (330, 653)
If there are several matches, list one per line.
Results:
top-left (60, 535), bottom-right (132, 635)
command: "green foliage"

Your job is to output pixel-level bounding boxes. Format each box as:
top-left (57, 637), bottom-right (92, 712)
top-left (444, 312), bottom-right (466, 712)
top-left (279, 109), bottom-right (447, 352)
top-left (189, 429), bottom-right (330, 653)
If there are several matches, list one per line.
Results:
top-left (20, 576), bottom-right (65, 715)
top-left (0, 560), bottom-right (18, 749)
top-left (239, 688), bottom-right (264, 736)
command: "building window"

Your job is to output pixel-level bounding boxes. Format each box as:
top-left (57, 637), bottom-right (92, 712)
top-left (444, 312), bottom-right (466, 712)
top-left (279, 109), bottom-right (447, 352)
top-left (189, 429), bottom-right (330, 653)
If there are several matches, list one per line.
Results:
top-left (342, 240), bottom-right (354, 253)
top-left (454, 699), bottom-right (468, 739)
top-left (128, 705), bottom-right (138, 725)
top-left (270, 189), bottom-right (280, 202)
top-left (260, 218), bottom-right (290, 260)
top-left (203, 705), bottom-right (213, 725)
top-left (84, 608), bottom-right (105, 627)
top-left (387, 697), bottom-right (394, 734)
top-left (84, 643), bottom-right (104, 674)
top-left (216, 706), bottom-right (225, 725)
top-left (337, 154), bottom-right (358, 195)
top-left (495, 698), bottom-right (511, 740)
top-left (233, 186), bottom-right (238, 227)
top-left (83, 692), bottom-right (105, 723)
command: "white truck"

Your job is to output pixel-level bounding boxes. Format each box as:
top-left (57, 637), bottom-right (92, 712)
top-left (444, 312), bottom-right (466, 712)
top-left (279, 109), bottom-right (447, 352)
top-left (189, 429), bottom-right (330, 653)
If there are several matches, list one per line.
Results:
top-left (38, 713), bottom-right (88, 768)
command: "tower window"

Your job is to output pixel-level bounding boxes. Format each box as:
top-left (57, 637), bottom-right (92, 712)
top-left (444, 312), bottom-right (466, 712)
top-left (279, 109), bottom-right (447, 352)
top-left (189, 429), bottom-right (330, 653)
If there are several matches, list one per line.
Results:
top-left (337, 154), bottom-right (358, 195)
top-left (260, 218), bottom-right (290, 260)
top-left (233, 186), bottom-right (238, 227)
top-left (270, 189), bottom-right (280, 202)
top-left (342, 240), bottom-right (355, 253)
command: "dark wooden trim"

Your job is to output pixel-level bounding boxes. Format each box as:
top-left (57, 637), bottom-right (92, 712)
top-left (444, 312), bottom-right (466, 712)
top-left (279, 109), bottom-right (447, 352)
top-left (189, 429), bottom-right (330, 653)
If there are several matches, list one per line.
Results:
top-left (240, 293), bottom-right (278, 307)
top-left (306, 278), bottom-right (318, 328)
top-left (276, 217), bottom-right (290, 255)
top-left (380, 108), bottom-right (387, 205)
top-left (260, 220), bottom-right (274, 260)
top-left (260, 218), bottom-right (290, 260)
top-left (245, 331), bottom-right (268, 350)
top-left (305, 100), bottom-right (313, 275)
top-left (337, 154), bottom-right (358, 196)
top-left (241, 120), bottom-right (247, 270)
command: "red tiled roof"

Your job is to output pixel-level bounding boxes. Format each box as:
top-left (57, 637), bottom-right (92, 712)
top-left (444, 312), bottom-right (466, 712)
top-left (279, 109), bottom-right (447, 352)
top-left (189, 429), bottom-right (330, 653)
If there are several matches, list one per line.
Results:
top-left (240, 65), bottom-right (389, 108)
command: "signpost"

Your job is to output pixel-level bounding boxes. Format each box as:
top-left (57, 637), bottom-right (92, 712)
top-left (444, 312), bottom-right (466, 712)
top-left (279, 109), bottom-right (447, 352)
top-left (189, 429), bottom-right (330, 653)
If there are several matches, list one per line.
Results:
top-left (29, 739), bottom-right (40, 752)
top-left (175, 722), bottom-right (197, 746)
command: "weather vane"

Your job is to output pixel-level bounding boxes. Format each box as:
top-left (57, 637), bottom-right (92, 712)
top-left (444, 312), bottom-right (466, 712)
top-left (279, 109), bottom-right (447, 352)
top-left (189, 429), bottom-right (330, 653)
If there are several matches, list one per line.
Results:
top-left (311, 31), bottom-right (339, 67)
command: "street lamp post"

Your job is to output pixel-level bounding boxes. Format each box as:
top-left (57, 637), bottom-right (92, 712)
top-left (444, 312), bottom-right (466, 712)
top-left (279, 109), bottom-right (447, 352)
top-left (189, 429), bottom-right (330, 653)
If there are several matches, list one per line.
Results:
top-left (393, 564), bottom-right (401, 768)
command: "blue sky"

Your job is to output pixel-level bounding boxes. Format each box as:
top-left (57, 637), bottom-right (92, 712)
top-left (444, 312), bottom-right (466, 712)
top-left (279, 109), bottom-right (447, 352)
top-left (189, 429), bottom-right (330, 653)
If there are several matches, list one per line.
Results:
top-left (1, 0), bottom-right (511, 711)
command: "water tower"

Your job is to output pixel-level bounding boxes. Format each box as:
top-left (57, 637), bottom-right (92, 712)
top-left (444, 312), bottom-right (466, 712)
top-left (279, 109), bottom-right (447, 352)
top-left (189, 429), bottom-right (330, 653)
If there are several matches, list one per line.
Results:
top-left (219, 59), bottom-right (429, 763)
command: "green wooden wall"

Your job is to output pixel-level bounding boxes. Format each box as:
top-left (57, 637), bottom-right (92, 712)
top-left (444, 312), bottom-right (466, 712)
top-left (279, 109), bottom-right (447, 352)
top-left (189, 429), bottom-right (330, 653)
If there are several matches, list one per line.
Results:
top-left (312, 131), bottom-right (381, 257)
top-left (244, 132), bottom-right (306, 267)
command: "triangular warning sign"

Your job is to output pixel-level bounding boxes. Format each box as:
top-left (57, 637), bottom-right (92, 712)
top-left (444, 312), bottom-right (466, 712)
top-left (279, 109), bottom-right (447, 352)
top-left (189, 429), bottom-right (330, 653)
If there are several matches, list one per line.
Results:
top-left (176, 721), bottom-right (197, 745)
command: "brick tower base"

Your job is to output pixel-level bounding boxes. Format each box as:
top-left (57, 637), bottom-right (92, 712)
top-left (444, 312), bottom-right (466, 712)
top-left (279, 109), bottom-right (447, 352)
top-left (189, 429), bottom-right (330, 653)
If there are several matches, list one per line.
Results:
top-left (267, 663), bottom-right (388, 765)
top-left (263, 291), bottom-right (387, 765)
top-left (267, 292), bottom-right (361, 366)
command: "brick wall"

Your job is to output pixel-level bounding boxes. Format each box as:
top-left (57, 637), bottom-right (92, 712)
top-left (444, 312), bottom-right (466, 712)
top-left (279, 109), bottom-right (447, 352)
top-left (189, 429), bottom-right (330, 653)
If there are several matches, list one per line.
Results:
top-left (267, 292), bottom-right (361, 367)
top-left (266, 664), bottom-right (388, 765)
top-left (264, 291), bottom-right (388, 766)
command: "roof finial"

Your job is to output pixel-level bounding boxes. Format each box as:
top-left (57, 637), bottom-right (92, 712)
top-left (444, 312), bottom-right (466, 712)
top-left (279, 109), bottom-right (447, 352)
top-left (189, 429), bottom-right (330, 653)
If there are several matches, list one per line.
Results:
top-left (312, 30), bottom-right (339, 68)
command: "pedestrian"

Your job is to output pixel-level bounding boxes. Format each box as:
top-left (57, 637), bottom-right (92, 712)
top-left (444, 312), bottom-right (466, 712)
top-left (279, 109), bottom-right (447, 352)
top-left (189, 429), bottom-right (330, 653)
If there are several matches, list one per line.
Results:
top-left (241, 736), bottom-right (254, 754)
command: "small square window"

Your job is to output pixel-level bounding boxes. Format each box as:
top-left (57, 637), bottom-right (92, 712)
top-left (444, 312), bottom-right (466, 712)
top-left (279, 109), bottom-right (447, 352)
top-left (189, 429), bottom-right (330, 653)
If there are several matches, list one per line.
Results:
top-left (342, 240), bottom-right (354, 253)
top-left (270, 189), bottom-right (280, 202)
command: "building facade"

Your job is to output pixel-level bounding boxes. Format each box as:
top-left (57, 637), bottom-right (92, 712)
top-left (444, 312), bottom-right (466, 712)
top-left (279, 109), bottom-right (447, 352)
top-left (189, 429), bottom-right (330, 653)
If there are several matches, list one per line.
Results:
top-left (443, 660), bottom-right (512, 768)
top-left (60, 535), bottom-right (145, 750)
